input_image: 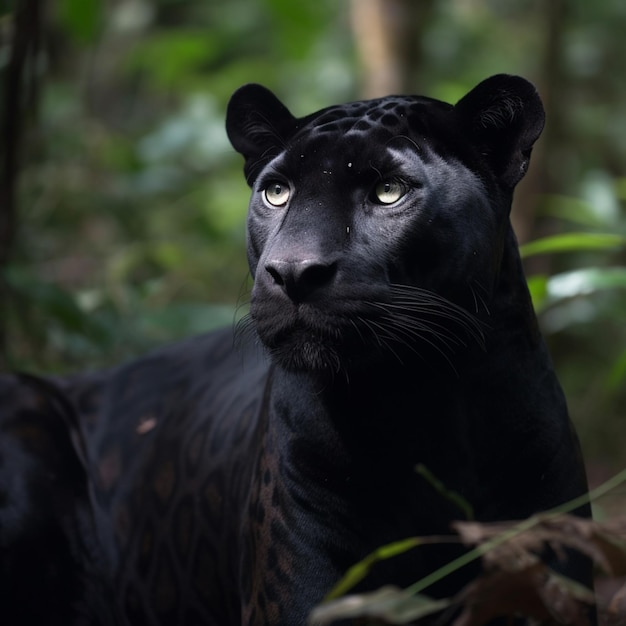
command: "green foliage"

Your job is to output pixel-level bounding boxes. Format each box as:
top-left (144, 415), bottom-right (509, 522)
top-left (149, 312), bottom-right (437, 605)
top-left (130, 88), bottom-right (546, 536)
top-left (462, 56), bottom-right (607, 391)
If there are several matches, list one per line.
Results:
top-left (126, 32), bottom-right (221, 90)
top-left (2, 0), bottom-right (354, 371)
top-left (325, 538), bottom-right (425, 603)
top-left (520, 233), bottom-right (625, 258)
top-left (57, 0), bottom-right (102, 43)
top-left (517, 176), bottom-right (626, 463)
top-left (528, 267), bottom-right (626, 312)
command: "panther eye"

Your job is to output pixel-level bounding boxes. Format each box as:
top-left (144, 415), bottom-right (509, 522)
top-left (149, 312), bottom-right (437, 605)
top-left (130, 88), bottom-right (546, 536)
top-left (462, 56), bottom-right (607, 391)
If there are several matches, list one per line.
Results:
top-left (373, 180), bottom-right (405, 205)
top-left (263, 182), bottom-right (291, 207)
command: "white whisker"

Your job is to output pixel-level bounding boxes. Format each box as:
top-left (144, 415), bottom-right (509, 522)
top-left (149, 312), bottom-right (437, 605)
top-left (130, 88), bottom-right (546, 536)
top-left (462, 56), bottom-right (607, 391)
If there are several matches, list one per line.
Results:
top-left (345, 283), bottom-right (489, 374)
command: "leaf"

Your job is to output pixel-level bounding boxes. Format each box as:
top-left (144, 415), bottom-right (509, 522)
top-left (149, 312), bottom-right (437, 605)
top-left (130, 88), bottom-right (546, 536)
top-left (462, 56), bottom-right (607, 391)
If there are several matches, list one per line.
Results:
top-left (539, 194), bottom-right (616, 229)
top-left (407, 470), bottom-right (626, 598)
top-left (606, 348), bottom-right (626, 391)
top-left (519, 233), bottom-right (626, 258)
top-left (325, 537), bottom-right (424, 601)
top-left (454, 514), bottom-right (626, 577)
top-left (546, 267), bottom-right (626, 300)
top-left (125, 32), bottom-right (219, 89)
top-left (57, 0), bottom-right (102, 44)
top-left (262, 0), bottom-right (331, 59)
top-left (4, 267), bottom-right (110, 344)
top-left (582, 520), bottom-right (626, 576)
top-left (526, 274), bottom-right (549, 311)
top-left (615, 177), bottom-right (626, 201)
top-left (139, 303), bottom-right (237, 336)
top-left (608, 582), bottom-right (626, 617)
top-left (313, 473), bottom-right (626, 625)
top-left (309, 586), bottom-right (450, 626)
top-left (452, 560), bottom-right (594, 626)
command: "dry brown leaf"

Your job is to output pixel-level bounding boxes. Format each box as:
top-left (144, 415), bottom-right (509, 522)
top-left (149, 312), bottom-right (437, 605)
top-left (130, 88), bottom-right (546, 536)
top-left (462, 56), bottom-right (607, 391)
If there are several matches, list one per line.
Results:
top-left (454, 515), bottom-right (626, 577)
top-left (309, 516), bottom-right (626, 625)
top-left (449, 515), bottom-right (626, 625)
top-left (452, 560), bottom-right (594, 626)
top-left (607, 583), bottom-right (626, 621)
top-left (588, 530), bottom-right (626, 577)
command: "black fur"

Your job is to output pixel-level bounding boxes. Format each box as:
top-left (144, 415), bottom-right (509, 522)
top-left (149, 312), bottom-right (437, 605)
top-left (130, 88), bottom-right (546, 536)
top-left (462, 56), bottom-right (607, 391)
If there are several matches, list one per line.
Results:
top-left (0, 374), bottom-right (118, 625)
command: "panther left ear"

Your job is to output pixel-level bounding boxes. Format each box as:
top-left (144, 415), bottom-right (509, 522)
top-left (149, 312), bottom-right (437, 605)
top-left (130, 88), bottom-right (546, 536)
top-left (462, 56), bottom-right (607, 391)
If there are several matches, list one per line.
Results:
top-left (226, 84), bottom-right (297, 184)
top-left (454, 74), bottom-right (545, 188)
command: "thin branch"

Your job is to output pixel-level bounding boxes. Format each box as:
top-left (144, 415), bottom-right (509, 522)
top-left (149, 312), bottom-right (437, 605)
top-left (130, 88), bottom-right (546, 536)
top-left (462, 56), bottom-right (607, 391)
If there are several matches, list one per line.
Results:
top-left (0, 0), bottom-right (41, 369)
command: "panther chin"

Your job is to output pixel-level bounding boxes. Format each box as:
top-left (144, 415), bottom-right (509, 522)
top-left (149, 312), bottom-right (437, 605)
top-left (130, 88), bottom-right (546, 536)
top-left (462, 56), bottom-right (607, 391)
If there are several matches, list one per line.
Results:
top-left (269, 338), bottom-right (342, 374)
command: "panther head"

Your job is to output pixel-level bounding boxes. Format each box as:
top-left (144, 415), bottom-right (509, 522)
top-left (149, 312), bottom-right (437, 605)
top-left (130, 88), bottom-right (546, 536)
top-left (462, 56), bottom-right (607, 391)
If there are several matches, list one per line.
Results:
top-left (226, 75), bottom-right (545, 374)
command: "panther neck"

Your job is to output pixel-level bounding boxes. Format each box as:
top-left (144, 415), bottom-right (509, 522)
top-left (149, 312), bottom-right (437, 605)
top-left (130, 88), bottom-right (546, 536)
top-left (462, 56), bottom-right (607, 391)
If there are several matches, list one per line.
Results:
top-left (489, 226), bottom-right (543, 347)
top-left (267, 364), bottom-right (471, 489)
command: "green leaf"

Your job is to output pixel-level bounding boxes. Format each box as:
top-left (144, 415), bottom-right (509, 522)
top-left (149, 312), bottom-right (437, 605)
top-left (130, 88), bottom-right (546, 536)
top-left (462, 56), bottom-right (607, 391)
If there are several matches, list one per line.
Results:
top-left (615, 177), bottom-right (626, 201)
top-left (57, 0), bottom-right (102, 44)
top-left (519, 233), bottom-right (626, 258)
top-left (1, 1), bottom-right (15, 19)
top-left (4, 267), bottom-right (109, 343)
top-left (606, 349), bottom-right (626, 392)
top-left (538, 194), bottom-right (615, 229)
top-left (125, 32), bottom-right (219, 89)
top-left (309, 586), bottom-right (450, 626)
top-left (139, 303), bottom-right (237, 337)
top-left (546, 267), bottom-right (626, 301)
top-left (526, 275), bottom-right (549, 311)
top-left (325, 538), bottom-right (423, 601)
top-left (262, 0), bottom-right (332, 59)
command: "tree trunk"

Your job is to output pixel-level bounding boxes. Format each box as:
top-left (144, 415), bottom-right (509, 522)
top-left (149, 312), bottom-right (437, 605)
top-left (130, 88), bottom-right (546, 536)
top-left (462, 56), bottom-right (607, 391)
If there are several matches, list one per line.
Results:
top-left (512, 0), bottom-right (568, 246)
top-left (349, 0), bottom-right (435, 97)
top-left (0, 0), bottom-right (42, 370)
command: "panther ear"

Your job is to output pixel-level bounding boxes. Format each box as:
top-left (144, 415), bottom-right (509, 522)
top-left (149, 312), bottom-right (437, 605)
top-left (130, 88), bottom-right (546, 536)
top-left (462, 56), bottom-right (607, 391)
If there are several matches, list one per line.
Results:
top-left (454, 74), bottom-right (545, 188)
top-left (226, 84), bottom-right (297, 183)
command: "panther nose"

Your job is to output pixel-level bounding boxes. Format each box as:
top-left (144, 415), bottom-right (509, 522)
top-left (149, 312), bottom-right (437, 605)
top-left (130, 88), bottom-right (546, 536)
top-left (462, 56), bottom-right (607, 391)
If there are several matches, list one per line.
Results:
top-left (264, 258), bottom-right (337, 302)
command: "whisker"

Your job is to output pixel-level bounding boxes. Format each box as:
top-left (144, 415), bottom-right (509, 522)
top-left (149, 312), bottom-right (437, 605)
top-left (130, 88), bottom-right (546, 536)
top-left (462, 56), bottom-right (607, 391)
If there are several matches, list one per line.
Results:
top-left (350, 282), bottom-right (488, 374)
top-left (365, 312), bottom-right (462, 372)
top-left (391, 315), bottom-right (467, 351)
top-left (469, 285), bottom-right (479, 314)
top-left (470, 280), bottom-right (491, 316)
top-left (234, 313), bottom-right (259, 351)
top-left (361, 319), bottom-right (407, 366)
top-left (376, 291), bottom-right (486, 348)
top-left (392, 286), bottom-right (487, 338)
top-left (349, 317), bottom-right (371, 347)
top-left (383, 317), bottom-right (459, 374)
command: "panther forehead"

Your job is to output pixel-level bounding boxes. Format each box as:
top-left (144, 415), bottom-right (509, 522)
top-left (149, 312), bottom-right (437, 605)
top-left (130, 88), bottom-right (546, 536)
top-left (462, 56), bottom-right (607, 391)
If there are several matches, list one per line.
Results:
top-left (292, 96), bottom-right (453, 143)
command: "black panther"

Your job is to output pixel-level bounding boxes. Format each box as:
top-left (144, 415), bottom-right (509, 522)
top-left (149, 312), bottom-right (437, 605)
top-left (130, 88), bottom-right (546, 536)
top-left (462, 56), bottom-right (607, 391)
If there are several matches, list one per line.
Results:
top-left (0, 75), bottom-right (592, 625)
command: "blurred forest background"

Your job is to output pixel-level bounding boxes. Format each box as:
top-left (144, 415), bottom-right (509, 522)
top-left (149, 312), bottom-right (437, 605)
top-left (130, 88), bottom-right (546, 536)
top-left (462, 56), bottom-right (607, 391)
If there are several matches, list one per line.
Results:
top-left (1, 0), bottom-right (625, 482)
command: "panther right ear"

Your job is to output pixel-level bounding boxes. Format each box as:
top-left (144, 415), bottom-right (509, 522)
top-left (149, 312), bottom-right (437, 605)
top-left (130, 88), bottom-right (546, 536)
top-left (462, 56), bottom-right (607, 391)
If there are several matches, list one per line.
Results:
top-left (226, 84), bottom-right (297, 183)
top-left (454, 74), bottom-right (545, 189)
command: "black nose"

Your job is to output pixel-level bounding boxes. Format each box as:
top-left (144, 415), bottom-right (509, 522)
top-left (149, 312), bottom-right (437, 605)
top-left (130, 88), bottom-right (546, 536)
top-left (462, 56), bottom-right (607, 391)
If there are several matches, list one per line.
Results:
top-left (264, 258), bottom-right (337, 302)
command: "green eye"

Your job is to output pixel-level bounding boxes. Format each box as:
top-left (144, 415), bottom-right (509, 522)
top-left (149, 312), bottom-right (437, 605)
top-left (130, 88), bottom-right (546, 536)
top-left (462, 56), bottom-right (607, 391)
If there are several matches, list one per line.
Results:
top-left (373, 180), bottom-right (405, 205)
top-left (263, 182), bottom-right (291, 207)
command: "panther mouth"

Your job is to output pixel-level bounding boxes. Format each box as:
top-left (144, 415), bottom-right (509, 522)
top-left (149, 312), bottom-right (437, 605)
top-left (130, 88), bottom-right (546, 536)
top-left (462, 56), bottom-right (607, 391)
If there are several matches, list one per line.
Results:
top-left (247, 284), bottom-right (487, 375)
